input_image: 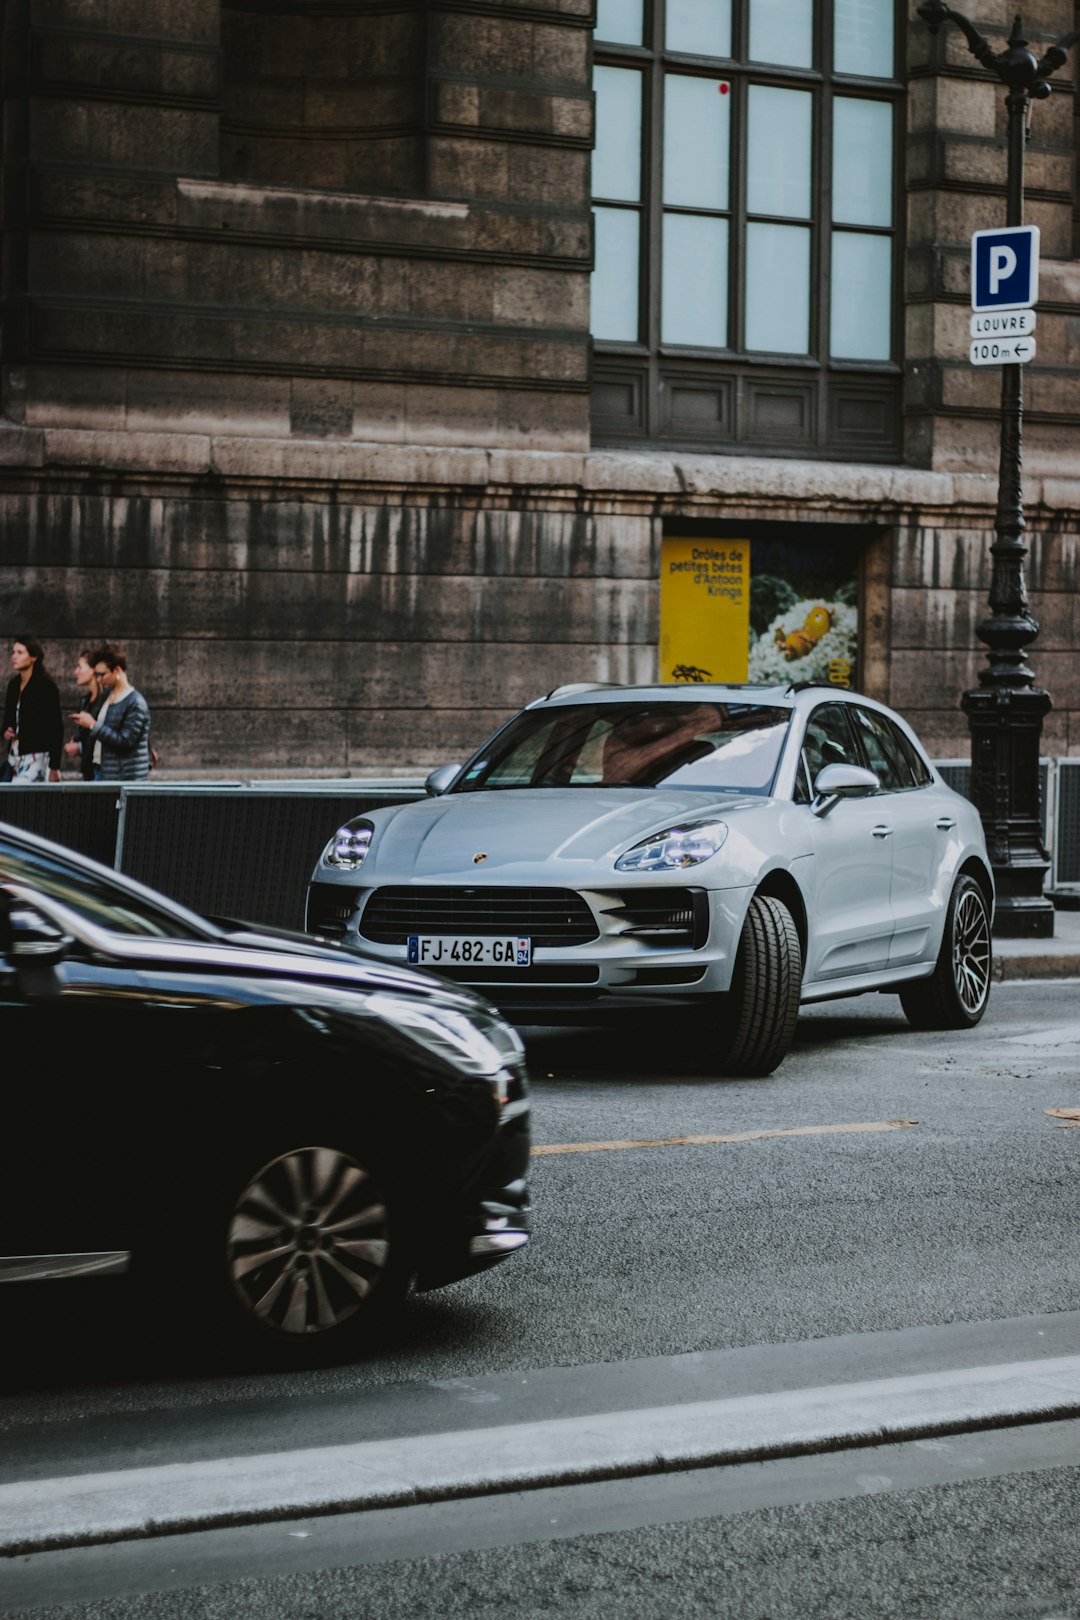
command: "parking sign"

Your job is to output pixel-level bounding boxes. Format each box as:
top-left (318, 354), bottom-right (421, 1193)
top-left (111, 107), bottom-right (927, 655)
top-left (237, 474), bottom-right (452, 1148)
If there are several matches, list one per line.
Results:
top-left (971, 225), bottom-right (1040, 313)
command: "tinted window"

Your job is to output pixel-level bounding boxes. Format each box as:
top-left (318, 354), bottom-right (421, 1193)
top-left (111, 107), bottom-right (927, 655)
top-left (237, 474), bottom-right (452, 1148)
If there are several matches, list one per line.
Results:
top-left (0, 840), bottom-right (213, 941)
top-left (851, 706), bottom-right (915, 792)
top-left (796, 702), bottom-right (860, 801)
top-left (891, 720), bottom-right (933, 787)
top-left (457, 702), bottom-right (792, 795)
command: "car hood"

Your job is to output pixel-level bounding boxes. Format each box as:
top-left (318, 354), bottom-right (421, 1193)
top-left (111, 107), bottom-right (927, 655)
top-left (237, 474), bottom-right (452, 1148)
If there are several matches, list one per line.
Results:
top-left (364, 788), bottom-right (756, 876)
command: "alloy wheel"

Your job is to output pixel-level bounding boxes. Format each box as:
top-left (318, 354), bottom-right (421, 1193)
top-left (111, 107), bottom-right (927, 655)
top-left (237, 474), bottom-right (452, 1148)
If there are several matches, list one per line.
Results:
top-left (952, 888), bottom-right (991, 1015)
top-left (226, 1146), bottom-right (389, 1338)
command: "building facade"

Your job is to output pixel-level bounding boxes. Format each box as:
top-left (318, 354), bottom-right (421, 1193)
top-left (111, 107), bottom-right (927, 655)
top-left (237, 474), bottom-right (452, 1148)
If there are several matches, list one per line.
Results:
top-left (0, 0), bottom-right (1077, 775)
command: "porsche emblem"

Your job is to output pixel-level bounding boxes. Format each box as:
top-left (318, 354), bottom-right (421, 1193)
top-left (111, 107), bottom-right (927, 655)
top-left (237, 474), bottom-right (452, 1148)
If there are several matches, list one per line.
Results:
top-left (473, 852), bottom-right (488, 864)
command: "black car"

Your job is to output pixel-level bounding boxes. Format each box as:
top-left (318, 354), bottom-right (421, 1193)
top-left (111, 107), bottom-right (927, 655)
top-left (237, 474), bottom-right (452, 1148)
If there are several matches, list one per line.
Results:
top-left (0, 822), bottom-right (530, 1358)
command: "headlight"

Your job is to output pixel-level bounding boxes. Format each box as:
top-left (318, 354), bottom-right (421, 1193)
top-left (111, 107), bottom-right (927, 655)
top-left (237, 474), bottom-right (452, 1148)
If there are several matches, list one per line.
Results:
top-left (615, 820), bottom-right (729, 872)
top-left (323, 820), bottom-right (374, 870)
top-left (366, 993), bottom-right (524, 1083)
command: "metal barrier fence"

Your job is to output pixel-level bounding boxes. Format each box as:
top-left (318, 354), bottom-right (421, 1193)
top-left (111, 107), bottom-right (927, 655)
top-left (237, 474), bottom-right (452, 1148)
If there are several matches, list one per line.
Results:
top-left (0, 760), bottom-right (1077, 931)
top-left (0, 781), bottom-right (426, 931)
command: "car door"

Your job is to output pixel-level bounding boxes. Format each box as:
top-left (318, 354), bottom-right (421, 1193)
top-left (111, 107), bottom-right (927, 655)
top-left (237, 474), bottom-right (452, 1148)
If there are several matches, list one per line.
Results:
top-left (0, 899), bottom-right (154, 1264)
top-left (796, 701), bottom-right (896, 982)
top-left (848, 706), bottom-right (942, 968)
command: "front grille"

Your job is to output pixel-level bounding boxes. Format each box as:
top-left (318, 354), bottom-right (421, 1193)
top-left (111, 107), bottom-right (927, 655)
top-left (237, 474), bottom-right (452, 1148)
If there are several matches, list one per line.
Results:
top-left (359, 887), bottom-right (599, 947)
top-left (601, 888), bottom-right (709, 950)
top-left (307, 883), bottom-right (357, 941)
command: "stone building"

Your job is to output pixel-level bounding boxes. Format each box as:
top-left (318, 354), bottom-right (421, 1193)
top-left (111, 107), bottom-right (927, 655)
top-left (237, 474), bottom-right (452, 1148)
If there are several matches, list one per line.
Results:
top-left (0, 0), bottom-right (1077, 776)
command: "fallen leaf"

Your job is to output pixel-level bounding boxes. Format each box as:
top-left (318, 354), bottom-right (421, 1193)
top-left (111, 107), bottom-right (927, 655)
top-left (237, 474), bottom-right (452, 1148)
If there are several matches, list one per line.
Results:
top-left (1045, 1108), bottom-right (1080, 1128)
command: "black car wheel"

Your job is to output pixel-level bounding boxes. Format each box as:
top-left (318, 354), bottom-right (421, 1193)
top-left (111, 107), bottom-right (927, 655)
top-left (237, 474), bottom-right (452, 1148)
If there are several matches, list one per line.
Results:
top-left (899, 874), bottom-right (992, 1031)
top-left (705, 894), bottom-right (802, 1077)
top-left (224, 1144), bottom-right (403, 1347)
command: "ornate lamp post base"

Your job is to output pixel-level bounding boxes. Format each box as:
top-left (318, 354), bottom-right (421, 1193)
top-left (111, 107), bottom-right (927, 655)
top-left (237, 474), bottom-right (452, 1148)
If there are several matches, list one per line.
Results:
top-left (963, 684), bottom-right (1054, 936)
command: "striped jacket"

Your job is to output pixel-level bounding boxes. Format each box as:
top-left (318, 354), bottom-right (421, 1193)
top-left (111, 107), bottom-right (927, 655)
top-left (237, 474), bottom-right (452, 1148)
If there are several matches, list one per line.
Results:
top-left (90, 688), bottom-right (152, 781)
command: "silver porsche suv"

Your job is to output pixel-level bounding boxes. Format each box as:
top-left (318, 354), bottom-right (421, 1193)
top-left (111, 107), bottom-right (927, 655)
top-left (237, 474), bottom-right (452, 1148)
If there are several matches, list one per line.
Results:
top-left (308, 684), bottom-right (994, 1077)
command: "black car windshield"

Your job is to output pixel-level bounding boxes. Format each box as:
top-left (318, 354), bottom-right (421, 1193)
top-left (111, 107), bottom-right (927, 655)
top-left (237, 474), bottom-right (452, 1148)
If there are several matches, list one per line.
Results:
top-left (0, 838), bottom-right (215, 941)
top-left (455, 702), bottom-right (792, 795)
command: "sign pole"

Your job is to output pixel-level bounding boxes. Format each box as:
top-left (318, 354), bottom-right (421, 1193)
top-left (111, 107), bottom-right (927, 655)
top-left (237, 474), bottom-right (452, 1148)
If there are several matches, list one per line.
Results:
top-left (916, 6), bottom-right (1079, 936)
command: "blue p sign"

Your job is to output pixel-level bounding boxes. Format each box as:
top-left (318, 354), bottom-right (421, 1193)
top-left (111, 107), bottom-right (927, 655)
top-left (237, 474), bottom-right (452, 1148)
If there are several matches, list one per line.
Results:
top-left (971, 225), bottom-right (1040, 312)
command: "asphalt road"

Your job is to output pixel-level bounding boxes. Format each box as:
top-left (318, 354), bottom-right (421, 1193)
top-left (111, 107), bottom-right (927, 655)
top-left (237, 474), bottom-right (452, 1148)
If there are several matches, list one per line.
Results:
top-left (2, 979), bottom-right (1079, 1617)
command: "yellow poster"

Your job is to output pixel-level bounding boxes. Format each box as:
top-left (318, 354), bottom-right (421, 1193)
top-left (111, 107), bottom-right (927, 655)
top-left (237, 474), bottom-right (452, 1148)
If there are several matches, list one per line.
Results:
top-left (659, 537), bottom-right (750, 684)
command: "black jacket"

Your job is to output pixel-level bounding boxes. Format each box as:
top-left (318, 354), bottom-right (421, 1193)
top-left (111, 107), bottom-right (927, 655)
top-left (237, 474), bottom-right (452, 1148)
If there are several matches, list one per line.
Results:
top-left (3, 668), bottom-right (64, 770)
top-left (72, 689), bottom-right (107, 779)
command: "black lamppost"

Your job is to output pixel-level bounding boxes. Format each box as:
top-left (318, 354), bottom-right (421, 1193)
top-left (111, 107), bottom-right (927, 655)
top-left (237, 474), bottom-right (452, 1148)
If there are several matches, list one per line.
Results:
top-left (915, 6), bottom-right (1080, 938)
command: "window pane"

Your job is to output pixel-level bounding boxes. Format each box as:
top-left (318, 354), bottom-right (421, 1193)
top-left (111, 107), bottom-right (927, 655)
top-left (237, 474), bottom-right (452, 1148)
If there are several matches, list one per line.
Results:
top-left (592, 207), bottom-right (640, 341)
top-left (749, 0), bottom-right (814, 68)
top-left (666, 0), bottom-right (733, 57)
top-left (834, 0), bottom-right (894, 77)
top-left (595, 0), bottom-right (643, 45)
top-left (745, 222), bottom-right (810, 352)
top-left (832, 99), bottom-right (892, 226)
top-left (664, 76), bottom-right (731, 209)
top-left (830, 231), bottom-right (891, 359)
top-left (662, 214), bottom-right (729, 346)
top-left (593, 66), bottom-right (642, 202)
top-left (747, 87), bottom-right (812, 218)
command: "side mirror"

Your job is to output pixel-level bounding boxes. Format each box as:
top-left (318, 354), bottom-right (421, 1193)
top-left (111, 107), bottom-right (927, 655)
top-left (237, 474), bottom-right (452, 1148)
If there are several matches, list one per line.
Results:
top-left (425, 763), bottom-right (461, 797)
top-left (810, 763), bottom-right (880, 817)
top-left (5, 900), bottom-right (74, 966)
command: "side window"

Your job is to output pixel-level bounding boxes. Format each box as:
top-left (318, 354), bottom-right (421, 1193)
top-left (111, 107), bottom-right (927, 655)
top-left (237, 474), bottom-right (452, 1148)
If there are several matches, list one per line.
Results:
top-left (891, 721), bottom-right (933, 787)
top-left (851, 706), bottom-right (913, 792)
top-left (796, 703), bottom-right (861, 803)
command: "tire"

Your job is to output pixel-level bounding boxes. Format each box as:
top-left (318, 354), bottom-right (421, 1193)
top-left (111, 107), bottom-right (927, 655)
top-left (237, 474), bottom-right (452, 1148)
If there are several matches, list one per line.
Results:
top-left (705, 894), bottom-right (802, 1077)
top-left (899, 874), bottom-right (992, 1031)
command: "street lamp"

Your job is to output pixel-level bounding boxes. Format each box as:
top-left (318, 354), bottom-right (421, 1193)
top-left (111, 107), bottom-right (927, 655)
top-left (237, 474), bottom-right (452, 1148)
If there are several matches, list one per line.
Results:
top-left (915, 6), bottom-right (1080, 938)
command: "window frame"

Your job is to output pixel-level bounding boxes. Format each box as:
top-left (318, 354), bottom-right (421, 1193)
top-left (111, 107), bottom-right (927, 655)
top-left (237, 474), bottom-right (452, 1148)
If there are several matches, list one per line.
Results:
top-left (590, 0), bottom-right (906, 459)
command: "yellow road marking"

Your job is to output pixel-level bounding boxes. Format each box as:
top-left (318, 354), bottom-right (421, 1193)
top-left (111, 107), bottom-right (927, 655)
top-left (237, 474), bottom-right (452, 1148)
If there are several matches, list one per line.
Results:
top-left (531, 1119), bottom-right (919, 1157)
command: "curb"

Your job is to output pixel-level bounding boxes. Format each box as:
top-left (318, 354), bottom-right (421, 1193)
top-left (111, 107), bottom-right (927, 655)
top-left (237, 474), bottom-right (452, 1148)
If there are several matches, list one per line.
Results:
top-left (993, 954), bottom-right (1080, 982)
top-left (4, 1356), bottom-right (1080, 1559)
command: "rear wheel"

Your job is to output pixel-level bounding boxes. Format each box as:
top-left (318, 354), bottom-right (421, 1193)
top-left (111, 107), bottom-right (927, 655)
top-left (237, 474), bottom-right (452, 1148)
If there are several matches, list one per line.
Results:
top-left (704, 894), bottom-right (802, 1077)
top-left (899, 874), bottom-right (992, 1031)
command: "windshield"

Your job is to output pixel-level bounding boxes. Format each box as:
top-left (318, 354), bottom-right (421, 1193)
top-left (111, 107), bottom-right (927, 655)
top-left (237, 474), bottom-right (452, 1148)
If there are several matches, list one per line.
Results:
top-left (455, 702), bottom-right (792, 795)
top-left (0, 837), bottom-right (215, 941)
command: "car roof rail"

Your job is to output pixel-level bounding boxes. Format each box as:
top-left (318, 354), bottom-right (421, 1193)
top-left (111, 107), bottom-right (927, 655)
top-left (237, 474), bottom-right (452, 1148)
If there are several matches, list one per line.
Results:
top-left (784, 680), bottom-right (855, 696)
top-left (534, 682), bottom-right (628, 704)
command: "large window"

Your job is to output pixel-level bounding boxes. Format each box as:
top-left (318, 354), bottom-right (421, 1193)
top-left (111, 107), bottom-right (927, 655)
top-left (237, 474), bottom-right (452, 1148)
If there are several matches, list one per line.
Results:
top-left (591, 0), bottom-right (903, 460)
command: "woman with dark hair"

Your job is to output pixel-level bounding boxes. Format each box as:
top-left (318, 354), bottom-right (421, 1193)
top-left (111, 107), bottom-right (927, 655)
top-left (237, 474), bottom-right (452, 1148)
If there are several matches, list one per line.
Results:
top-left (63, 650), bottom-right (106, 779)
top-left (2, 637), bottom-right (63, 784)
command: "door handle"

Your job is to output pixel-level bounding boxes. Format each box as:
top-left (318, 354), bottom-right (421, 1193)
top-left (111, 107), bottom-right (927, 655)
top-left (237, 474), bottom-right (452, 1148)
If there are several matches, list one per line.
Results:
top-left (872, 825), bottom-right (893, 839)
top-left (935, 817), bottom-right (957, 831)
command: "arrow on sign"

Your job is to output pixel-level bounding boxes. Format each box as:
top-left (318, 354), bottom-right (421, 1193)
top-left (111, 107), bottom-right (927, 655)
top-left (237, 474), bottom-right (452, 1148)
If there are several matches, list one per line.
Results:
top-left (969, 336), bottom-right (1037, 367)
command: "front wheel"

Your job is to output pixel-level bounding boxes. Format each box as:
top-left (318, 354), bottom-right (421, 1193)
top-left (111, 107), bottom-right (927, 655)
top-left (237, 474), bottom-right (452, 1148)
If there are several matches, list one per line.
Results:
top-left (703, 894), bottom-right (802, 1077)
top-left (899, 874), bottom-right (992, 1031)
top-left (225, 1144), bottom-right (402, 1347)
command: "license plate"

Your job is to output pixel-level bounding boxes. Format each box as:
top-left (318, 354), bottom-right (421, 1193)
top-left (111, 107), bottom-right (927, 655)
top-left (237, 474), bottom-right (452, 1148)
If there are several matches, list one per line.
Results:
top-left (407, 935), bottom-right (532, 967)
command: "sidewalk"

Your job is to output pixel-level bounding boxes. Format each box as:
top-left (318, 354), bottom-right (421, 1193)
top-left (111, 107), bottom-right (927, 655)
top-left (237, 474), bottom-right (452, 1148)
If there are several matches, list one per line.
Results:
top-left (4, 1313), bottom-right (1080, 1559)
top-left (994, 903), bottom-right (1080, 981)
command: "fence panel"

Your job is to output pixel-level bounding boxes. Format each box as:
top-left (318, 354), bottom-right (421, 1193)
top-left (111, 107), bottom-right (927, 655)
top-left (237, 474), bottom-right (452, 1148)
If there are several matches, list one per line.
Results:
top-left (0, 783), bottom-right (122, 867)
top-left (1055, 760), bottom-right (1080, 888)
top-left (116, 786), bottom-right (425, 930)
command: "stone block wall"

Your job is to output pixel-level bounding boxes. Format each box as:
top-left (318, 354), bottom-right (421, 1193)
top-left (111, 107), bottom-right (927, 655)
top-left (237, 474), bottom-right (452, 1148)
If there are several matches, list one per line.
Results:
top-left (1, 0), bottom-right (592, 451)
top-left (905, 0), bottom-right (1080, 472)
top-left (0, 1), bottom-right (1077, 782)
